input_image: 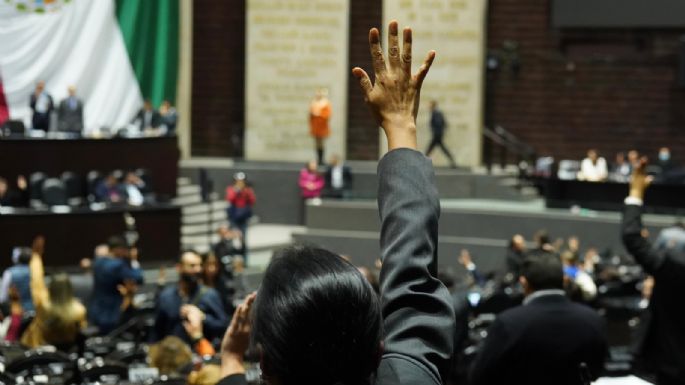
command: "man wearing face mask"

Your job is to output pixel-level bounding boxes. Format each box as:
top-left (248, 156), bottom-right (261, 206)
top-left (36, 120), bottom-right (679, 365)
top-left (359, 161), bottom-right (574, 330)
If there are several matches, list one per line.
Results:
top-left (656, 147), bottom-right (675, 176)
top-left (153, 250), bottom-right (228, 346)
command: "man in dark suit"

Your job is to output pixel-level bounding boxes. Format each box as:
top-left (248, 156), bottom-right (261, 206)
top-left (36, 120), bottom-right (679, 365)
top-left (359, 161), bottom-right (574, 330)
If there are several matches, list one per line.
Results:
top-left (622, 158), bottom-right (685, 384)
top-left (57, 85), bottom-right (84, 133)
top-left (29, 81), bottom-right (53, 132)
top-left (469, 253), bottom-right (607, 385)
top-left (425, 100), bottom-right (457, 168)
top-left (323, 154), bottom-right (353, 198)
top-left (89, 235), bottom-right (143, 334)
top-left (131, 99), bottom-right (161, 132)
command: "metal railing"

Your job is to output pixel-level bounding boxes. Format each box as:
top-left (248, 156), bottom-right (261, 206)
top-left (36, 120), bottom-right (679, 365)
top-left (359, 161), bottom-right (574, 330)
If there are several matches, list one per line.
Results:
top-left (482, 125), bottom-right (536, 173)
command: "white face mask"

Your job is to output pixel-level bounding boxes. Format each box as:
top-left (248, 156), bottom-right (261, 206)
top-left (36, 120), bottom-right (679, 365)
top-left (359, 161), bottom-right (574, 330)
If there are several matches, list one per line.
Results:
top-left (659, 152), bottom-right (670, 162)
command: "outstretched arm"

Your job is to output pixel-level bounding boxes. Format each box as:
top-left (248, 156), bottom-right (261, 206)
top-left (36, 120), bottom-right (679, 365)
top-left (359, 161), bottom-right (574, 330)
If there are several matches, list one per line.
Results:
top-left (622, 159), bottom-right (685, 280)
top-left (354, 21), bottom-right (455, 384)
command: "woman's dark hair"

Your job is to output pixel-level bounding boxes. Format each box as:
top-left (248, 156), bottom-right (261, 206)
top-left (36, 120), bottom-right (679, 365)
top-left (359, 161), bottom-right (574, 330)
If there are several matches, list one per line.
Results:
top-left (252, 245), bottom-right (382, 385)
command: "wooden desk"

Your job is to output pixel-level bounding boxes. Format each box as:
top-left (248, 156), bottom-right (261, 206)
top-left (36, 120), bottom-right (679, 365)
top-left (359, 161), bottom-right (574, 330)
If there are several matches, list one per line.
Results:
top-left (0, 205), bottom-right (180, 271)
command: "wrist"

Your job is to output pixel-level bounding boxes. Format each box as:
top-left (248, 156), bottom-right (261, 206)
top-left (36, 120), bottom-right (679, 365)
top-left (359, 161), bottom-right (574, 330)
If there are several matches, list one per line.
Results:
top-left (383, 121), bottom-right (417, 151)
top-left (221, 353), bottom-right (246, 377)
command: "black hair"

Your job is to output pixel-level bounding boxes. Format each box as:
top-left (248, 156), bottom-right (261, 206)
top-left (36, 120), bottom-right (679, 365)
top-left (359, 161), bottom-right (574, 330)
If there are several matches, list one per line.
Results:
top-left (521, 253), bottom-right (564, 291)
top-left (534, 230), bottom-right (550, 247)
top-left (252, 245), bottom-right (382, 385)
top-left (15, 247), bottom-right (32, 265)
top-left (107, 235), bottom-right (128, 250)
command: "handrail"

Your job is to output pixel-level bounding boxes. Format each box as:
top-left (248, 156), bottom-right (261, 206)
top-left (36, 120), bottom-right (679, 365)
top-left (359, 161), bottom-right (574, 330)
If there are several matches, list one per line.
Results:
top-left (482, 126), bottom-right (536, 173)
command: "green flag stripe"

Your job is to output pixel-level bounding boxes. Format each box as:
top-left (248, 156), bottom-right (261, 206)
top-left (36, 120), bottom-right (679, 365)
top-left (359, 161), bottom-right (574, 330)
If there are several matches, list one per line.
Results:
top-left (115, 0), bottom-right (179, 107)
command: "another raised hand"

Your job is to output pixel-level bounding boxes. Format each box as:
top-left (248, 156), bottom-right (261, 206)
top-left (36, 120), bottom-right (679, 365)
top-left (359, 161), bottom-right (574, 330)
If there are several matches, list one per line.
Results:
top-left (220, 292), bottom-right (257, 377)
top-left (352, 20), bottom-right (436, 151)
top-left (629, 157), bottom-right (653, 200)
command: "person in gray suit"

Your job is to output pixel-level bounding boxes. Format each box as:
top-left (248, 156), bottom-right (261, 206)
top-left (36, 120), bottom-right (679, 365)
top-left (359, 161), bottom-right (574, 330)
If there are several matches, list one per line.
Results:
top-left (214, 20), bottom-right (455, 385)
top-left (57, 85), bottom-right (84, 134)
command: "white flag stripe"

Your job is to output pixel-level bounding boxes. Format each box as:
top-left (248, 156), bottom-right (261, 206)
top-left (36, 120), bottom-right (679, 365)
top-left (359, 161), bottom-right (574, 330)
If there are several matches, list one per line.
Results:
top-left (0, 0), bottom-right (142, 132)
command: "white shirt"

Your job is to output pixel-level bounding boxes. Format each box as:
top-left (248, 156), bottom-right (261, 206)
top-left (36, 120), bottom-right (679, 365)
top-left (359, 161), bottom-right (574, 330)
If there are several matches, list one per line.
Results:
top-left (579, 157), bottom-right (608, 181)
top-left (126, 184), bottom-right (144, 206)
top-left (331, 165), bottom-right (344, 189)
top-left (35, 92), bottom-right (50, 113)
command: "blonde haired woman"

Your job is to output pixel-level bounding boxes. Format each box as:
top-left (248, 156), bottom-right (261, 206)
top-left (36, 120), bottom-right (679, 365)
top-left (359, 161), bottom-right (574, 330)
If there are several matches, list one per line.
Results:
top-left (21, 236), bottom-right (87, 350)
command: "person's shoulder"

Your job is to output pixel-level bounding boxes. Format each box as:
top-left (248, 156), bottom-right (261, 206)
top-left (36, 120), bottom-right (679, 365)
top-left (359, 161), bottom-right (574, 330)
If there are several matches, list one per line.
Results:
top-left (158, 285), bottom-right (176, 299)
top-left (201, 286), bottom-right (221, 299)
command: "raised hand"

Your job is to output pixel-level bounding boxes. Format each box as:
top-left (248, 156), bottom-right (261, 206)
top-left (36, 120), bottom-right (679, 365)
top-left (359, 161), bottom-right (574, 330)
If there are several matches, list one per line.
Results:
top-left (220, 292), bottom-right (257, 376)
top-left (629, 156), bottom-right (653, 200)
top-left (352, 20), bottom-right (435, 151)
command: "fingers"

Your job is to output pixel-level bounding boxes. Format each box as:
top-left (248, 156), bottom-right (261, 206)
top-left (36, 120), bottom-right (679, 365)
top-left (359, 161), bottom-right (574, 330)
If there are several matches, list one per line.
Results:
top-left (401, 27), bottom-right (412, 73)
top-left (352, 67), bottom-right (373, 98)
top-left (369, 28), bottom-right (386, 77)
top-left (414, 50), bottom-right (436, 89)
top-left (387, 20), bottom-right (400, 69)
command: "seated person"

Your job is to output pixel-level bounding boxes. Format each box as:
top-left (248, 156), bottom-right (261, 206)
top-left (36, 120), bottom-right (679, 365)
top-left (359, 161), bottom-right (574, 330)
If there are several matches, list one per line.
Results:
top-left (0, 288), bottom-right (23, 342)
top-left (578, 149), bottom-right (608, 182)
top-left (158, 100), bottom-right (178, 135)
top-left (610, 152), bottom-right (631, 183)
top-left (188, 364), bottom-right (222, 385)
top-left (323, 154), bottom-right (353, 198)
top-left (122, 171), bottom-right (146, 206)
top-left (561, 250), bottom-right (597, 303)
top-left (0, 176), bottom-right (28, 207)
top-left (0, 247), bottom-right (34, 312)
top-left (153, 250), bottom-right (228, 346)
top-left (89, 235), bottom-right (143, 334)
top-left (94, 173), bottom-right (126, 204)
top-left (656, 147), bottom-right (675, 175)
top-left (21, 236), bottom-right (87, 350)
top-left (298, 160), bottom-right (324, 199)
top-left (212, 225), bottom-right (242, 261)
top-left (149, 335), bottom-right (193, 376)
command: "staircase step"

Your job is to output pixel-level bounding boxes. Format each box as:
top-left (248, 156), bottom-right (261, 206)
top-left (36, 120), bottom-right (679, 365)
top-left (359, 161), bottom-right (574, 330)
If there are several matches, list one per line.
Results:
top-left (177, 184), bottom-right (201, 197)
top-left (183, 210), bottom-right (227, 225)
top-left (172, 194), bottom-right (203, 206)
top-left (181, 201), bottom-right (228, 215)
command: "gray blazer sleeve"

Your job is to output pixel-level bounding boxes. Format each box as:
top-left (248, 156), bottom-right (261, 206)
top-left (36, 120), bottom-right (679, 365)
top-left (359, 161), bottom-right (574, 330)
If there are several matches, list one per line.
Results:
top-left (376, 148), bottom-right (456, 385)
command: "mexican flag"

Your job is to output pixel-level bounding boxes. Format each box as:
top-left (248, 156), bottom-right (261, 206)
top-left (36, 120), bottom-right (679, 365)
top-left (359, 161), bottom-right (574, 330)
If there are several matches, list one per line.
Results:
top-left (0, 0), bottom-right (178, 131)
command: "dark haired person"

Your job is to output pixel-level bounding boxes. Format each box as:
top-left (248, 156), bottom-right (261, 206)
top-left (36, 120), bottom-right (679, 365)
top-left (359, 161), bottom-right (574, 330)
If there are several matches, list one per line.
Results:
top-left (216, 20), bottom-right (455, 385)
top-left (0, 175), bottom-right (28, 207)
top-left (153, 250), bottom-right (228, 345)
top-left (29, 81), bottom-right (54, 132)
top-left (225, 172), bottom-right (256, 264)
top-left (425, 100), bottom-right (457, 168)
top-left (469, 253), bottom-right (607, 384)
top-left (622, 159), bottom-right (685, 384)
top-left (89, 235), bottom-right (143, 334)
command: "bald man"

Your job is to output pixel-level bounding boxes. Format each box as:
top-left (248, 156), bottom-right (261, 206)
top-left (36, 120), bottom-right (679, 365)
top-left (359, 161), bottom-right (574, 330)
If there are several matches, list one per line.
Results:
top-left (57, 85), bottom-right (84, 134)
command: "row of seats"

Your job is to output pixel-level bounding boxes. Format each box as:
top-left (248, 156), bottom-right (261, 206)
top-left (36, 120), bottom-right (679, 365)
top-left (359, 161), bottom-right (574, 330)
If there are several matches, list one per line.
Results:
top-left (28, 169), bottom-right (153, 208)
